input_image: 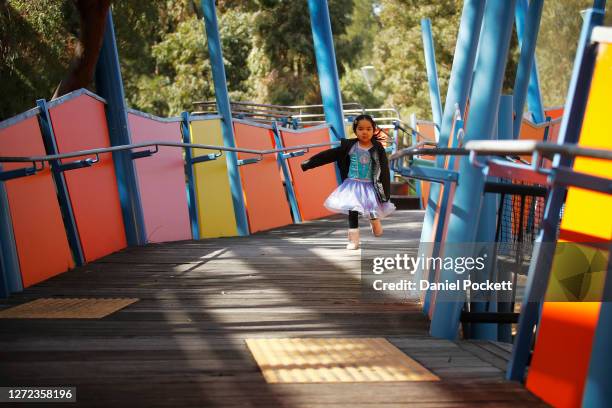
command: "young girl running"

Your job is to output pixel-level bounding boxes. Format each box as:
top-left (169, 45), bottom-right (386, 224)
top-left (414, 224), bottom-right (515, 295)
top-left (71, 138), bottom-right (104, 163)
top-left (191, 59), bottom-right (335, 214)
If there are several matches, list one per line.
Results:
top-left (300, 114), bottom-right (395, 249)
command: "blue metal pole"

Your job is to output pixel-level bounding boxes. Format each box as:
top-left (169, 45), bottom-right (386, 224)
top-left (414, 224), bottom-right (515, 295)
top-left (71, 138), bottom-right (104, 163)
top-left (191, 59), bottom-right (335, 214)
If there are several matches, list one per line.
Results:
top-left (272, 122), bottom-right (302, 224)
top-left (419, 0), bottom-right (485, 315)
top-left (513, 0), bottom-right (545, 133)
top-left (94, 11), bottom-right (147, 246)
top-left (422, 116), bottom-right (463, 314)
top-left (181, 112), bottom-right (200, 240)
top-left (507, 7), bottom-right (606, 381)
top-left (497, 94), bottom-right (514, 343)
top-left (583, 250), bottom-right (612, 407)
top-left (421, 18), bottom-right (443, 141)
top-left (0, 171), bottom-right (21, 296)
top-left (200, 0), bottom-right (249, 236)
top-left (430, 0), bottom-right (517, 340)
top-left (390, 123), bottom-right (398, 180)
top-left (307, 0), bottom-right (346, 142)
top-left (37, 99), bottom-right (85, 267)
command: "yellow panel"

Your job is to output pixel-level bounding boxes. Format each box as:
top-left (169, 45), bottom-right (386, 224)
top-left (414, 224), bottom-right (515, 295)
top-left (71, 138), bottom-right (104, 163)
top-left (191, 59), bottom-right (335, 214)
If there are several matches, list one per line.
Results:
top-left (559, 43), bottom-right (612, 241)
top-left (190, 119), bottom-right (238, 238)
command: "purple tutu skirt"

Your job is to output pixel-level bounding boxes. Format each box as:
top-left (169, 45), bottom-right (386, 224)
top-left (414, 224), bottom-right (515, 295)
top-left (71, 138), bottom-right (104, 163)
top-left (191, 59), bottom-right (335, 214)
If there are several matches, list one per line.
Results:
top-left (324, 178), bottom-right (396, 219)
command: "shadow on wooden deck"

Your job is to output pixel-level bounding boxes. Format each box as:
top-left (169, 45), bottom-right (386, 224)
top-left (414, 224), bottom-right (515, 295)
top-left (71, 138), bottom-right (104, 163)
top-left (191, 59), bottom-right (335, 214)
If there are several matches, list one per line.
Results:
top-left (0, 210), bottom-right (546, 407)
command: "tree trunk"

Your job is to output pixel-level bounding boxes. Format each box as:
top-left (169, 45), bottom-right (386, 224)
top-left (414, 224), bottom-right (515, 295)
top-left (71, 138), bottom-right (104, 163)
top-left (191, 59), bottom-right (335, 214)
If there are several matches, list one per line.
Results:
top-left (52, 0), bottom-right (112, 99)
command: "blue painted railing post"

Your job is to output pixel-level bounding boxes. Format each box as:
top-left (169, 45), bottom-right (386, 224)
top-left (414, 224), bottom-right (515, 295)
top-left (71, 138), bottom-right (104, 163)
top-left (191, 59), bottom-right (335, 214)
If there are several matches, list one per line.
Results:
top-left (307, 0), bottom-right (346, 142)
top-left (181, 112), bottom-right (200, 240)
top-left (507, 7), bottom-right (606, 381)
top-left (421, 18), bottom-right (443, 142)
top-left (583, 251), bottom-right (612, 407)
top-left (429, 0), bottom-right (517, 340)
top-left (0, 172), bottom-right (21, 296)
top-left (513, 0), bottom-right (545, 136)
top-left (200, 0), bottom-right (249, 236)
top-left (418, 0), bottom-right (485, 315)
top-left (470, 96), bottom-right (513, 341)
top-left (496, 94), bottom-right (514, 343)
top-left (94, 11), bottom-right (147, 246)
top-left (37, 99), bottom-right (86, 267)
top-left (580, 6), bottom-right (610, 402)
top-left (272, 122), bottom-right (302, 224)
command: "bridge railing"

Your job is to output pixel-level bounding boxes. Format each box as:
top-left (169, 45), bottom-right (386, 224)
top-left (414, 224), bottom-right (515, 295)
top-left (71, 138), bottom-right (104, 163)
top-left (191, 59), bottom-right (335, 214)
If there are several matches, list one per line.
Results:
top-left (0, 90), bottom-right (344, 295)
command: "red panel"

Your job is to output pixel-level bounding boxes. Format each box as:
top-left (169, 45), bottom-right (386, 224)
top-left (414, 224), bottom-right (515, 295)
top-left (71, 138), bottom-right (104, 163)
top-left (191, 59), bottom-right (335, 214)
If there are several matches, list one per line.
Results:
top-left (0, 117), bottom-right (74, 287)
top-left (280, 127), bottom-right (337, 221)
top-left (128, 114), bottom-right (191, 243)
top-left (49, 94), bottom-right (126, 262)
top-left (233, 122), bottom-right (293, 233)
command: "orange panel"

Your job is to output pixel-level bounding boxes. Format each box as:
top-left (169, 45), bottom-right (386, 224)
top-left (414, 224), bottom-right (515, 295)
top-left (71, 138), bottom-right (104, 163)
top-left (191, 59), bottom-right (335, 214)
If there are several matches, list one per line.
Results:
top-left (280, 127), bottom-right (337, 221)
top-left (421, 181), bottom-right (431, 210)
top-left (526, 43), bottom-right (612, 408)
top-left (128, 114), bottom-right (191, 243)
top-left (415, 122), bottom-right (436, 142)
top-left (544, 106), bottom-right (564, 120)
top-left (233, 121), bottom-right (292, 233)
top-left (0, 116), bottom-right (74, 287)
top-left (49, 94), bottom-right (126, 262)
top-left (526, 302), bottom-right (601, 408)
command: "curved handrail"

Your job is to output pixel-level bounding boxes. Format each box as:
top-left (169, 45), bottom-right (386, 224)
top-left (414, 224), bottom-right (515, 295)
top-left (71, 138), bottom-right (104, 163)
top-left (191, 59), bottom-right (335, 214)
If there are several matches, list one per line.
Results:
top-left (0, 140), bottom-right (340, 165)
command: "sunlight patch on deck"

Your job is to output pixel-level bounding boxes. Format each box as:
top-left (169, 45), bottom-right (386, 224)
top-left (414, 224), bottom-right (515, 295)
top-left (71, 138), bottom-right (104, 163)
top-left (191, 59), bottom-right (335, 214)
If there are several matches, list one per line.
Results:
top-left (0, 298), bottom-right (138, 319)
top-left (246, 337), bottom-right (439, 383)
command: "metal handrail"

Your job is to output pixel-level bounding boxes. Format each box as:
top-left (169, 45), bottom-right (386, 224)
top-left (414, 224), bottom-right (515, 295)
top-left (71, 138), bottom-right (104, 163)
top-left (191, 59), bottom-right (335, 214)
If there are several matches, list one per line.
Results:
top-left (0, 140), bottom-right (341, 165)
top-left (390, 140), bottom-right (612, 162)
top-left (193, 100), bottom-right (364, 112)
top-left (465, 140), bottom-right (612, 160)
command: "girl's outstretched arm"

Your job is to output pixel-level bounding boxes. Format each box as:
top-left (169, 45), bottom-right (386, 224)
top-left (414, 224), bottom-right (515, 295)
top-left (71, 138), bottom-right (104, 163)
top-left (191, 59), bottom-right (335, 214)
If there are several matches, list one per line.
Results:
top-left (300, 145), bottom-right (342, 172)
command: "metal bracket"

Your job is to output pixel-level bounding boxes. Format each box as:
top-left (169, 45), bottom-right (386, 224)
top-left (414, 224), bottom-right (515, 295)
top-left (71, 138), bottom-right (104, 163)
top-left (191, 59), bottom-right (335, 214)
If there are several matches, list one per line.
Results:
top-left (131, 145), bottom-right (159, 160)
top-left (56, 155), bottom-right (100, 172)
top-left (393, 164), bottom-right (459, 184)
top-left (191, 151), bottom-right (222, 164)
top-left (280, 150), bottom-right (306, 160)
top-left (237, 156), bottom-right (263, 166)
top-left (0, 162), bottom-right (39, 181)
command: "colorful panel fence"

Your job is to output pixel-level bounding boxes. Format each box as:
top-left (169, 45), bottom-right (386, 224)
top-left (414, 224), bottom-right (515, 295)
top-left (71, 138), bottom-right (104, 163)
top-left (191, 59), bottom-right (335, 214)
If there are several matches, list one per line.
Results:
top-left (128, 112), bottom-right (191, 243)
top-left (0, 115), bottom-right (74, 287)
top-left (525, 40), bottom-right (612, 408)
top-left (280, 126), bottom-right (337, 221)
top-left (233, 120), bottom-right (292, 233)
top-left (48, 93), bottom-right (127, 262)
top-left (190, 118), bottom-right (238, 238)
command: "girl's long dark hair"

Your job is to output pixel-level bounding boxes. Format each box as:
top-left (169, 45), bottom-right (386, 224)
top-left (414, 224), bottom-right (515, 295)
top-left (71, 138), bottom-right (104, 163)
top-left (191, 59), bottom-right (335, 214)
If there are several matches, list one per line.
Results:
top-left (352, 114), bottom-right (387, 142)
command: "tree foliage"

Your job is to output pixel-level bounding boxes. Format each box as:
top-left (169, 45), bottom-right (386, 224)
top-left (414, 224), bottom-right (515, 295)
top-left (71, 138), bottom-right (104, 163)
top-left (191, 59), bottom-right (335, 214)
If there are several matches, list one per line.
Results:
top-left (1, 0), bottom-right (610, 121)
top-left (0, 0), bottom-right (78, 119)
top-left (536, 0), bottom-right (612, 107)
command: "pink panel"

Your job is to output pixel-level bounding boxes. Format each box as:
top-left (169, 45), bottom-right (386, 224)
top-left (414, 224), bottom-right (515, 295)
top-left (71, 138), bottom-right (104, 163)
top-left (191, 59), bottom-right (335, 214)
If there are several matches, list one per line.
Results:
top-left (49, 94), bottom-right (127, 262)
top-left (280, 127), bottom-right (337, 221)
top-left (0, 116), bottom-right (74, 287)
top-left (128, 113), bottom-right (191, 243)
top-left (233, 122), bottom-right (293, 233)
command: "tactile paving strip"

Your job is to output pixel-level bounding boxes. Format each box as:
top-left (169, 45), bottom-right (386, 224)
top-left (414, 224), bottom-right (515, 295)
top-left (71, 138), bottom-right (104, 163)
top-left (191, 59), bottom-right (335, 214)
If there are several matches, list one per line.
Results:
top-left (245, 337), bottom-right (440, 383)
top-left (0, 298), bottom-right (139, 319)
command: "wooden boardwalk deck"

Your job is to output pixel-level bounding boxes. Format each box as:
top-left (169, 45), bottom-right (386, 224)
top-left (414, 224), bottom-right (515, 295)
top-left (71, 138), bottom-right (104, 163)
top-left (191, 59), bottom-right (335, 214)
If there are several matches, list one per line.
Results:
top-left (0, 210), bottom-right (546, 407)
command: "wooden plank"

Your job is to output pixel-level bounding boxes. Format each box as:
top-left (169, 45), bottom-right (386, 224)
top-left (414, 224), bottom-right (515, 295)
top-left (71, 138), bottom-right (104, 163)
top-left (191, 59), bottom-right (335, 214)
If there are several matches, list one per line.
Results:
top-left (0, 210), bottom-right (545, 406)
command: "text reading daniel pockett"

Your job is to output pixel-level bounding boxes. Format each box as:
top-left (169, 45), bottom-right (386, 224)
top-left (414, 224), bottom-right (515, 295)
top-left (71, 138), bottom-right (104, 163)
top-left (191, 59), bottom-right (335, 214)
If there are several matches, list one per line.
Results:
top-left (369, 253), bottom-right (513, 292)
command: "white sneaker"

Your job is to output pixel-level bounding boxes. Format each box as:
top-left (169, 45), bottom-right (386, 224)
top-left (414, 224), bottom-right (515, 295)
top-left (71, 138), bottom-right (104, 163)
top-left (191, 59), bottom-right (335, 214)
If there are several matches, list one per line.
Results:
top-left (370, 218), bottom-right (383, 237)
top-left (346, 228), bottom-right (360, 250)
